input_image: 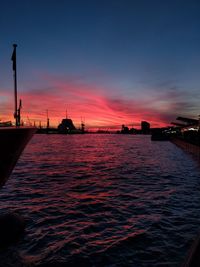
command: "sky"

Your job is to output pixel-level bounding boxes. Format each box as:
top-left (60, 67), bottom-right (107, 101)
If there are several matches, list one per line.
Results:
top-left (0, 0), bottom-right (200, 129)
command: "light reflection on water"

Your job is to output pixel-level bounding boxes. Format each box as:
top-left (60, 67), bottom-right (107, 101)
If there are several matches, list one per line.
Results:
top-left (1, 134), bottom-right (200, 266)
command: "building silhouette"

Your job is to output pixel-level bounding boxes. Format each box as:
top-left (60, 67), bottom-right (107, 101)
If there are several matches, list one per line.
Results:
top-left (141, 121), bottom-right (150, 134)
top-left (121, 124), bottom-right (129, 134)
top-left (58, 118), bottom-right (76, 133)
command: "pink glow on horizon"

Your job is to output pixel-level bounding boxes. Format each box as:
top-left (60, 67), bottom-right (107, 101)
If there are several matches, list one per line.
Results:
top-left (0, 78), bottom-right (174, 129)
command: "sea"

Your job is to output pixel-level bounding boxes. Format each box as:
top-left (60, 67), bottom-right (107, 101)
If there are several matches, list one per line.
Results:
top-left (1, 134), bottom-right (200, 267)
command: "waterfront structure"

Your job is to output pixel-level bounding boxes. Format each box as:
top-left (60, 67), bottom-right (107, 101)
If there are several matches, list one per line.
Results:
top-left (141, 121), bottom-right (150, 134)
top-left (171, 116), bottom-right (198, 129)
top-left (58, 118), bottom-right (76, 133)
top-left (121, 124), bottom-right (129, 134)
top-left (0, 121), bottom-right (12, 127)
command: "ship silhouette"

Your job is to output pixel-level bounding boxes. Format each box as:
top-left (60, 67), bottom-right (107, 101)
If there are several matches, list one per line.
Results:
top-left (0, 44), bottom-right (35, 187)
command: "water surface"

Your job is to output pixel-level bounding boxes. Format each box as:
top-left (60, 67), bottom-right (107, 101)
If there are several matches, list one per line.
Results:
top-left (1, 134), bottom-right (200, 267)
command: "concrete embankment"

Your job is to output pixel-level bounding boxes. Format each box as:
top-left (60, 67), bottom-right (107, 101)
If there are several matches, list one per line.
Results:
top-left (171, 137), bottom-right (200, 267)
top-left (170, 138), bottom-right (200, 160)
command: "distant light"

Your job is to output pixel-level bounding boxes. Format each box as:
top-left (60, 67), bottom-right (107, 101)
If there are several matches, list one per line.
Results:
top-left (188, 128), bottom-right (198, 131)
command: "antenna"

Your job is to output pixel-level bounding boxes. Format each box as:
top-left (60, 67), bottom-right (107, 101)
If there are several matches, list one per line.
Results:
top-left (17, 98), bottom-right (22, 126)
top-left (46, 109), bottom-right (49, 128)
top-left (27, 116), bottom-right (31, 126)
top-left (81, 116), bottom-right (85, 133)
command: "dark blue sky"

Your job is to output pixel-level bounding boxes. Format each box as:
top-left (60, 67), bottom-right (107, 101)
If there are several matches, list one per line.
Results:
top-left (1, 0), bottom-right (200, 128)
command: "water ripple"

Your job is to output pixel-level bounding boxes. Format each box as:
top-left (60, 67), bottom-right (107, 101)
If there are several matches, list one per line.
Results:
top-left (1, 134), bottom-right (200, 266)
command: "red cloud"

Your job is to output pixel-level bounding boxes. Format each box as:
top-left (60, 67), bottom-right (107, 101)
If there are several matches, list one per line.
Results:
top-left (0, 76), bottom-right (189, 129)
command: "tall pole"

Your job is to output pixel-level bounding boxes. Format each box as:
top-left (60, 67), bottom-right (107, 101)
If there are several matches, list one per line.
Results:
top-left (46, 109), bottom-right (49, 129)
top-left (12, 44), bottom-right (18, 126)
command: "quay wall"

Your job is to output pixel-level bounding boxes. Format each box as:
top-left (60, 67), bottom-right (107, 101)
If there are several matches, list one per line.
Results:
top-left (171, 137), bottom-right (200, 267)
top-left (170, 138), bottom-right (200, 160)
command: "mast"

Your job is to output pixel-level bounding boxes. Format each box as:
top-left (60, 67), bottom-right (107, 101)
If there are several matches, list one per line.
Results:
top-left (11, 44), bottom-right (18, 126)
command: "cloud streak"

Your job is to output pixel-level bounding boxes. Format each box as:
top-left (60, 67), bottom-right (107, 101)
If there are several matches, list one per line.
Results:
top-left (0, 74), bottom-right (199, 129)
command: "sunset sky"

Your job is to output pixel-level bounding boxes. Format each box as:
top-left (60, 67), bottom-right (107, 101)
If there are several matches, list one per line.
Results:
top-left (0, 0), bottom-right (200, 129)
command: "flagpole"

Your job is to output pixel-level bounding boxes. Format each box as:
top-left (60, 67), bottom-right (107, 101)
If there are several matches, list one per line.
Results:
top-left (12, 44), bottom-right (18, 126)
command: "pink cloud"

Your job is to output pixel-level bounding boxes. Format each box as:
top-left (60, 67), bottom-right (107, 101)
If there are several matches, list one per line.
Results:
top-left (1, 75), bottom-right (194, 129)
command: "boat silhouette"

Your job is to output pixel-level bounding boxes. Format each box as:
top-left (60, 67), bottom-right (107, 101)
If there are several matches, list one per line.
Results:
top-left (0, 127), bottom-right (35, 187)
top-left (0, 45), bottom-right (35, 188)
